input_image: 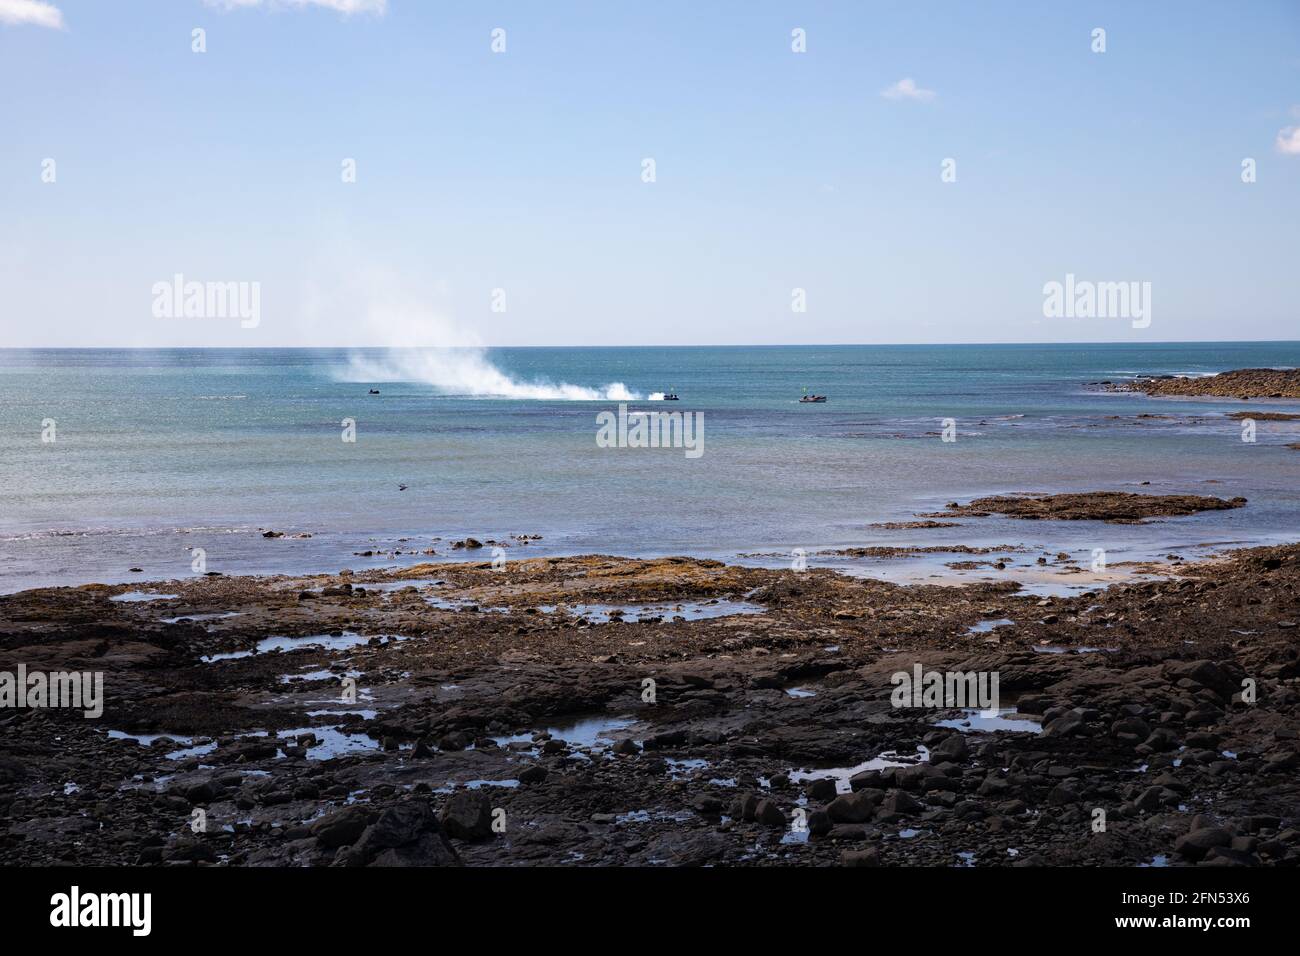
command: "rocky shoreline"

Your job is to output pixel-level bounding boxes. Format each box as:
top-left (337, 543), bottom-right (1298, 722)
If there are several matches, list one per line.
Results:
top-left (1098, 368), bottom-right (1300, 400)
top-left (2, 533), bottom-right (1299, 868)
top-left (937, 492), bottom-right (1248, 524)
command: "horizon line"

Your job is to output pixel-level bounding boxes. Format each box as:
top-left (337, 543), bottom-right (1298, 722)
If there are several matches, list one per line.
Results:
top-left (2, 340), bottom-right (1298, 351)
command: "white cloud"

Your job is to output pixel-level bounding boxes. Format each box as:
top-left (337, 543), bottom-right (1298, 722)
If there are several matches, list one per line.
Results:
top-left (1277, 125), bottom-right (1300, 156)
top-left (0, 0), bottom-right (64, 29)
top-left (204, 0), bottom-right (387, 14)
top-left (881, 77), bottom-right (936, 102)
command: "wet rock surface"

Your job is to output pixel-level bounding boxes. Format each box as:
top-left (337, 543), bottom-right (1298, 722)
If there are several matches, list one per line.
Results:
top-left (941, 492), bottom-right (1247, 524)
top-left (2, 546), bottom-right (1299, 867)
top-left (1100, 368), bottom-right (1300, 399)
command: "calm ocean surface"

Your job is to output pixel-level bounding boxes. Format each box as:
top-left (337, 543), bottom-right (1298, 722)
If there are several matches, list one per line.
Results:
top-left (2, 343), bottom-right (1298, 592)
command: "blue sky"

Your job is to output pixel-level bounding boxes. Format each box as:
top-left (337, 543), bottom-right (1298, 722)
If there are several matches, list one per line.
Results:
top-left (2, 0), bottom-right (1297, 347)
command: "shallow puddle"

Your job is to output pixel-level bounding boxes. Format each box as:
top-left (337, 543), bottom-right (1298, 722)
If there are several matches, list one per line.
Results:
top-left (363, 579), bottom-right (445, 593)
top-left (110, 591), bottom-right (179, 603)
top-left (789, 746), bottom-right (930, 794)
top-left (423, 595), bottom-right (510, 613)
top-left (279, 667), bottom-right (360, 684)
top-left (161, 611), bottom-right (241, 624)
top-left (615, 809), bottom-right (694, 825)
top-left (544, 600), bottom-right (763, 623)
top-left (1031, 645), bottom-right (1114, 654)
top-left (935, 708), bottom-right (1042, 734)
top-left (165, 740), bottom-right (219, 761)
top-left (202, 631), bottom-right (408, 663)
top-left (107, 729), bottom-right (193, 747)
top-left (257, 632), bottom-right (389, 654)
top-left (201, 649), bottom-right (254, 662)
top-left (665, 758), bottom-right (709, 777)
top-left (274, 726), bottom-right (382, 760)
top-left (492, 714), bottom-right (636, 752)
top-left (307, 708), bottom-right (378, 720)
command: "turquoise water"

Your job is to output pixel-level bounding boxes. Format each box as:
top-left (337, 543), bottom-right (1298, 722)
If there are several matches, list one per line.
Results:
top-left (1, 343), bottom-right (1297, 592)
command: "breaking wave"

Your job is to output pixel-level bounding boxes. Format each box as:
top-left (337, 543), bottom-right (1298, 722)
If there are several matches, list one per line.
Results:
top-left (341, 348), bottom-right (639, 401)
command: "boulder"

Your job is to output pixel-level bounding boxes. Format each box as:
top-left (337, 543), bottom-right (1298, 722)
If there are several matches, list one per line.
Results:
top-left (439, 790), bottom-right (495, 842)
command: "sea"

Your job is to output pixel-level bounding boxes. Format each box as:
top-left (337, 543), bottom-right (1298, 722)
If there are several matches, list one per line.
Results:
top-left (1, 342), bottom-right (1297, 593)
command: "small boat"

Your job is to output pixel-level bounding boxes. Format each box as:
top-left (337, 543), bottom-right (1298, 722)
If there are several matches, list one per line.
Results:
top-left (368, 388), bottom-right (380, 395)
top-left (799, 395), bottom-right (827, 403)
top-left (662, 389), bottom-right (679, 401)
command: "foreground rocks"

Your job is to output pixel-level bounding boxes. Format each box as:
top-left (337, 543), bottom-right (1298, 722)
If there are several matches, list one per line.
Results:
top-left (2, 543), bottom-right (1299, 868)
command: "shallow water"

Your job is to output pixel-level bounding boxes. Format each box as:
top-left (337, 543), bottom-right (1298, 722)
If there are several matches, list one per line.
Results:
top-left (275, 726), bottom-right (382, 760)
top-left (106, 729), bottom-right (192, 747)
top-left (789, 746), bottom-right (931, 794)
top-left (1032, 645), bottom-right (1114, 654)
top-left (362, 578), bottom-right (445, 592)
top-left (935, 708), bottom-right (1042, 734)
top-left (201, 631), bottom-right (406, 663)
top-left (492, 714), bottom-right (637, 752)
top-left (160, 611), bottom-right (241, 624)
top-left (3, 343), bottom-right (1298, 592)
top-left (545, 601), bottom-right (763, 623)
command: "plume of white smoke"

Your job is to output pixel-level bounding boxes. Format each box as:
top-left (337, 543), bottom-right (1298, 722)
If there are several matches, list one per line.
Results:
top-left (343, 346), bottom-right (638, 400)
top-left (316, 265), bottom-right (638, 400)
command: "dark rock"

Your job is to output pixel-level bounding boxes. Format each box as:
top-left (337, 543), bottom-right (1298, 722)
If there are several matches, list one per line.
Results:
top-left (977, 774), bottom-right (1011, 796)
top-left (518, 764), bottom-right (547, 785)
top-left (807, 809), bottom-right (832, 837)
top-left (754, 799), bottom-right (787, 827)
top-left (312, 806), bottom-right (374, 848)
top-left (931, 734), bottom-right (969, 762)
top-left (1042, 711), bottom-right (1087, 738)
top-left (439, 791), bottom-right (494, 842)
top-left (880, 791), bottom-right (922, 815)
top-left (642, 730), bottom-right (688, 750)
top-left (1047, 783), bottom-right (1081, 805)
top-left (345, 800), bottom-right (458, 867)
top-left (840, 847), bottom-right (880, 867)
top-left (805, 778), bottom-right (838, 802)
top-left (690, 794), bottom-right (723, 815)
top-left (826, 792), bottom-right (877, 824)
top-left (1174, 827), bottom-right (1232, 861)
